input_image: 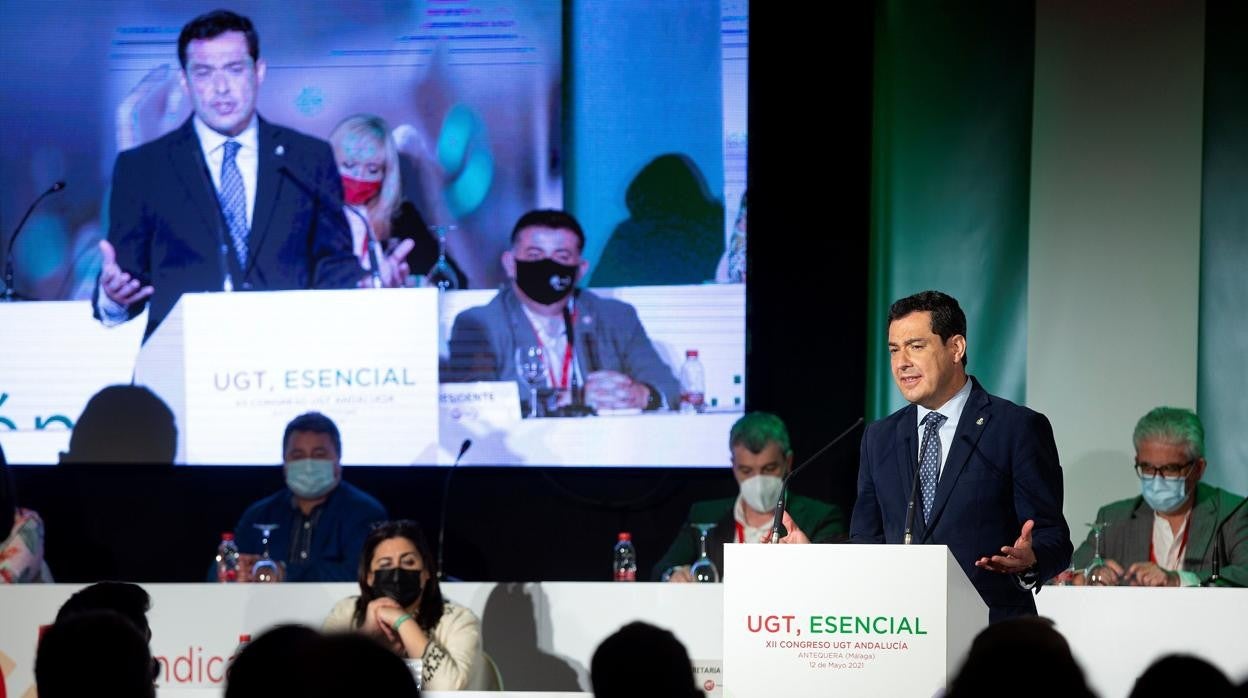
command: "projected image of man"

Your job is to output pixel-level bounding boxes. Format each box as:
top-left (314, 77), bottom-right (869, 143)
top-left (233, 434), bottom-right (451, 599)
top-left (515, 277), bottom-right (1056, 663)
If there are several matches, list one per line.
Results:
top-left (93, 10), bottom-right (410, 338)
top-left (446, 209), bottom-right (680, 415)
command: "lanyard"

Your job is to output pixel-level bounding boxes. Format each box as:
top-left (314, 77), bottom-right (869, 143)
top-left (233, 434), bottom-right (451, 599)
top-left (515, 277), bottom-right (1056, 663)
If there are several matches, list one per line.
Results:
top-left (526, 310), bottom-right (576, 389)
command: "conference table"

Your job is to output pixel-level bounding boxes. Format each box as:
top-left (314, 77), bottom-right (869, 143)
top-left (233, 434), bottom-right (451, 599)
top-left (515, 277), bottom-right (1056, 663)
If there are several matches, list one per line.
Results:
top-left (0, 284), bottom-right (745, 466)
top-left (2, 582), bottom-right (1244, 697)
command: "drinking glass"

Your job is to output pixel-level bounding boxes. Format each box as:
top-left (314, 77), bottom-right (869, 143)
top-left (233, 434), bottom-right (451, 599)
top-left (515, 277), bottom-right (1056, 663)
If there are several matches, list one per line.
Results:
top-left (425, 225), bottom-right (460, 291)
top-left (515, 345), bottom-right (545, 418)
top-left (251, 523), bottom-right (285, 583)
top-left (689, 523), bottom-right (720, 583)
top-left (1083, 521), bottom-right (1114, 586)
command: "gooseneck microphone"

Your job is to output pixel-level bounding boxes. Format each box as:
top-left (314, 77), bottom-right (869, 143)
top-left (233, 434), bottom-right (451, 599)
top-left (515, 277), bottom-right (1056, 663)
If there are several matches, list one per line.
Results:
top-left (1203, 494), bottom-right (1248, 587)
top-left (276, 165), bottom-right (383, 288)
top-left (557, 299), bottom-right (595, 417)
top-left (903, 425), bottom-right (953, 545)
top-left (3, 180), bottom-right (67, 301)
top-left (903, 451), bottom-right (925, 545)
top-left (436, 438), bottom-right (473, 581)
top-left (770, 418), bottom-right (865, 543)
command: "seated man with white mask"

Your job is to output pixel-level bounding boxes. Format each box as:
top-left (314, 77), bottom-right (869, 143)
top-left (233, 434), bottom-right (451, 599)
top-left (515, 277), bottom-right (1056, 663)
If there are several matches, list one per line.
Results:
top-left (652, 412), bottom-right (846, 581)
top-left (1069, 407), bottom-right (1247, 587)
top-left (232, 412), bottom-right (388, 582)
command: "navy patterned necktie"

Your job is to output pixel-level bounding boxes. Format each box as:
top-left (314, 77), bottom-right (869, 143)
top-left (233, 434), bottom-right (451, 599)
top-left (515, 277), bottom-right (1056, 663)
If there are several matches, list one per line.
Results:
top-left (218, 140), bottom-right (248, 267)
top-left (919, 411), bottom-right (947, 524)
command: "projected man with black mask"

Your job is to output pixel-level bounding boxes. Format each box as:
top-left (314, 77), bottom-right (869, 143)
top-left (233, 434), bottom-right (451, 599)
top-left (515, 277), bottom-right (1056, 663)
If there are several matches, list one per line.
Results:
top-left (446, 210), bottom-right (680, 416)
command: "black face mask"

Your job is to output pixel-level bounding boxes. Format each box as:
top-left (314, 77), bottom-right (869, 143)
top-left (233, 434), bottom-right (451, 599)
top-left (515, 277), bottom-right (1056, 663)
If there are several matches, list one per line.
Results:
top-left (514, 258), bottom-right (578, 305)
top-left (372, 568), bottom-right (424, 607)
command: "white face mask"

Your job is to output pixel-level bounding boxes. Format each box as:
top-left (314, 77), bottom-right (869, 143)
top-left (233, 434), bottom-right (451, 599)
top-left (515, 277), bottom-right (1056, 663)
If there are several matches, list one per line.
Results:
top-left (285, 458), bottom-right (338, 499)
top-left (740, 474), bottom-right (785, 513)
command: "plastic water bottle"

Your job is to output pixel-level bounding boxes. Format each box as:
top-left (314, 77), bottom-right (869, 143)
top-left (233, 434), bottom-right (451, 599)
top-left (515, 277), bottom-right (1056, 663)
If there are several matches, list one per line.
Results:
top-left (613, 532), bottom-right (637, 581)
top-left (679, 350), bottom-right (706, 414)
top-left (216, 532), bottom-right (240, 583)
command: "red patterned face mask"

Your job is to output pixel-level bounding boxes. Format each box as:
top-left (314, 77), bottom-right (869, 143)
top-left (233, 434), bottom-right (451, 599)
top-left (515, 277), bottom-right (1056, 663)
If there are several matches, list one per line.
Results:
top-left (341, 175), bottom-right (382, 205)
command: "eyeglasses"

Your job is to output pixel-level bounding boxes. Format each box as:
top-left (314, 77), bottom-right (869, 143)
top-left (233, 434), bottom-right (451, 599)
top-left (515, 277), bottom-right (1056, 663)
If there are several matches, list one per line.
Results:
top-left (1134, 460), bottom-right (1195, 480)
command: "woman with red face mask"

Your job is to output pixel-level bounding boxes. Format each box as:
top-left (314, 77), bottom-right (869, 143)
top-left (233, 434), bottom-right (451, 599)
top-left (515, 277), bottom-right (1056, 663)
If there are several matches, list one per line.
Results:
top-left (329, 114), bottom-right (468, 288)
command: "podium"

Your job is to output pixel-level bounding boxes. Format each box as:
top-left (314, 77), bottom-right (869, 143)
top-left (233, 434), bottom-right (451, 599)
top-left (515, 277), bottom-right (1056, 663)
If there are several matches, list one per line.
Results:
top-left (134, 288), bottom-right (440, 464)
top-left (722, 544), bottom-right (987, 698)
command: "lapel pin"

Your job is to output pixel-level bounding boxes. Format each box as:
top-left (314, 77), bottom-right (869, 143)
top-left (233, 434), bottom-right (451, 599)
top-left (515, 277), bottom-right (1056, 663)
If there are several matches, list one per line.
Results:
top-left (274, 145), bottom-right (285, 156)
top-left (976, 417), bottom-right (984, 426)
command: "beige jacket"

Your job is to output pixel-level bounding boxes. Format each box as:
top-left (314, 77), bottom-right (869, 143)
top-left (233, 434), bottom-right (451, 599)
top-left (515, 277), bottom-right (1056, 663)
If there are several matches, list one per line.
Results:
top-left (324, 596), bottom-right (490, 690)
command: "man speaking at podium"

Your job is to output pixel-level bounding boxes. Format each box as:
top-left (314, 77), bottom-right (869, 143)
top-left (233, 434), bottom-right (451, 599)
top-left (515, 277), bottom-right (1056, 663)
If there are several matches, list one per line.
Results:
top-left (850, 291), bottom-right (1071, 622)
top-left (93, 10), bottom-right (409, 338)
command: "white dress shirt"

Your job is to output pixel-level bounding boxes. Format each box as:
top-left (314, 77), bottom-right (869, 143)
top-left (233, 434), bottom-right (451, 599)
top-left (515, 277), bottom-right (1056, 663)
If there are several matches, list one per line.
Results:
top-left (193, 115), bottom-right (259, 230)
top-left (915, 377), bottom-right (973, 477)
top-left (1152, 512), bottom-right (1200, 587)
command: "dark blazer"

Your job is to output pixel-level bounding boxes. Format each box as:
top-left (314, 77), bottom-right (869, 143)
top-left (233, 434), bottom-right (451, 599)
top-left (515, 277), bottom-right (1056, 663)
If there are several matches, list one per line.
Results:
top-left (651, 494), bottom-right (846, 580)
top-left (1071, 482), bottom-right (1247, 587)
top-left (96, 116), bottom-right (363, 338)
top-left (444, 286), bottom-right (682, 409)
top-left (850, 377), bottom-right (1072, 621)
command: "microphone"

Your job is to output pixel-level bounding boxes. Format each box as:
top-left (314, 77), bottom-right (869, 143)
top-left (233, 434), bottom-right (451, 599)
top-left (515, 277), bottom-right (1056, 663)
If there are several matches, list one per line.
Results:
top-left (195, 160), bottom-right (236, 292)
top-left (1202, 494), bottom-right (1248, 587)
top-left (902, 426), bottom-right (967, 545)
top-left (770, 418), bottom-right (864, 543)
top-left (555, 300), bottom-right (595, 417)
top-left (277, 165), bottom-right (383, 288)
top-left (3, 181), bottom-right (67, 302)
top-left (436, 438), bottom-right (472, 581)
top-left (903, 448), bottom-right (924, 545)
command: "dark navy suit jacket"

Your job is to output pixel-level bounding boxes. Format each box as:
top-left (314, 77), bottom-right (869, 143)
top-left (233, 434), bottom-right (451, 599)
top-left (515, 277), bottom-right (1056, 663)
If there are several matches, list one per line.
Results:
top-left (95, 116), bottom-right (363, 338)
top-left (850, 377), bottom-right (1072, 621)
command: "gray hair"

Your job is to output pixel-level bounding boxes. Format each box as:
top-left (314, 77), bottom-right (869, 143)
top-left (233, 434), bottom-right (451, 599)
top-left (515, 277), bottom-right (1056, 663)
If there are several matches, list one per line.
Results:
top-left (1132, 407), bottom-right (1204, 461)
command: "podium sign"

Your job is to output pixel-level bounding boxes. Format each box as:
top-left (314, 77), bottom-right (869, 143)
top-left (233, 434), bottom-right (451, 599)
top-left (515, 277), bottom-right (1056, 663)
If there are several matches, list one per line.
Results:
top-left (722, 544), bottom-right (986, 698)
top-left (135, 288), bottom-right (439, 464)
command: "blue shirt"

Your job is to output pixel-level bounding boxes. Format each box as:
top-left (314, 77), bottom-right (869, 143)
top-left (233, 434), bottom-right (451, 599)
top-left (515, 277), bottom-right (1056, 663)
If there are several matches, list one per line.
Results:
top-left (234, 480), bottom-right (387, 582)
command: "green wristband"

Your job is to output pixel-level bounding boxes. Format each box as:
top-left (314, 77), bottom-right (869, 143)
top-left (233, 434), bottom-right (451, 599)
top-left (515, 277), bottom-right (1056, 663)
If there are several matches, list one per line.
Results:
top-left (392, 613), bottom-right (413, 632)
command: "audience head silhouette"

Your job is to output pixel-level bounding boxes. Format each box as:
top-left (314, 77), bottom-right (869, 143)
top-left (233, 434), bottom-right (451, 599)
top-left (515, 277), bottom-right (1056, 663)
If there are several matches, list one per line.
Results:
top-left (591, 621), bottom-right (701, 698)
top-left (949, 617), bottom-right (1093, 698)
top-left (36, 609), bottom-right (156, 698)
top-left (61, 385), bottom-right (177, 463)
top-left (1128, 654), bottom-right (1233, 698)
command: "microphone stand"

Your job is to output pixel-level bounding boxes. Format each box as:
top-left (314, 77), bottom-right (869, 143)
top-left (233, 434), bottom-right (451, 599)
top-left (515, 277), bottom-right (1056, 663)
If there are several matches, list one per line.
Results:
top-left (553, 300), bottom-right (595, 417)
top-left (436, 439), bottom-right (473, 581)
top-left (903, 427), bottom-right (945, 545)
top-left (4, 181), bottom-right (66, 302)
top-left (277, 166), bottom-right (382, 288)
top-left (1202, 494), bottom-right (1248, 587)
top-left (770, 418), bottom-right (864, 543)
top-left (344, 204), bottom-right (384, 289)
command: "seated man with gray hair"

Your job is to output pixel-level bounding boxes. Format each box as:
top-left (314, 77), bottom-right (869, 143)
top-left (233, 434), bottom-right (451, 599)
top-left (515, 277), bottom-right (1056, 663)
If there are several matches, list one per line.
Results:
top-left (1070, 407), bottom-right (1247, 586)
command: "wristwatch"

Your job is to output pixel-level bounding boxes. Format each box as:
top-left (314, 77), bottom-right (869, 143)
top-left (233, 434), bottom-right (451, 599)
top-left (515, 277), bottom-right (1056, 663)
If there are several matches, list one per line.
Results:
top-left (643, 383), bottom-right (662, 411)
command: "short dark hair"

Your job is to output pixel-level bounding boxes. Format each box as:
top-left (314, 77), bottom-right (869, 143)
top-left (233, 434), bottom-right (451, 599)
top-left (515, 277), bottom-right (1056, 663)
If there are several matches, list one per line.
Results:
top-left (178, 9), bottom-right (260, 70)
top-left (225, 625), bottom-right (324, 698)
top-left (950, 618), bottom-right (1092, 698)
top-left (591, 621), bottom-right (701, 698)
top-left (1129, 654), bottom-right (1234, 698)
top-left (510, 209), bottom-right (586, 251)
top-left (352, 520), bottom-right (445, 634)
top-left (282, 412), bottom-right (342, 459)
top-left (37, 611), bottom-right (156, 698)
top-left (56, 581), bottom-right (153, 641)
top-left (887, 290), bottom-right (968, 366)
